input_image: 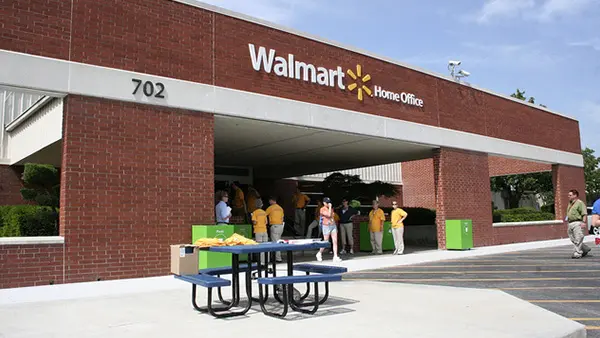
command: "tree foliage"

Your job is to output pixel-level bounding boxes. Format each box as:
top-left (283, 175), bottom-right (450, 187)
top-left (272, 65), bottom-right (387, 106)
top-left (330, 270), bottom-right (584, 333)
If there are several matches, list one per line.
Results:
top-left (322, 173), bottom-right (398, 205)
top-left (511, 88), bottom-right (546, 108)
top-left (490, 172), bottom-right (553, 209)
top-left (20, 163), bottom-right (60, 211)
top-left (583, 147), bottom-right (600, 204)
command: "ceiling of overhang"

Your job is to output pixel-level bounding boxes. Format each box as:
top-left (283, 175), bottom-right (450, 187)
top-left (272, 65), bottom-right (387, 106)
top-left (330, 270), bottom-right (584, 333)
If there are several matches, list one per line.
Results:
top-left (214, 116), bottom-right (437, 179)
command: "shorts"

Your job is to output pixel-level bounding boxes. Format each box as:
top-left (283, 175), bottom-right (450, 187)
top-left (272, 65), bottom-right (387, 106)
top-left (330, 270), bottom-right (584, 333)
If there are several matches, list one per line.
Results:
top-left (322, 224), bottom-right (337, 236)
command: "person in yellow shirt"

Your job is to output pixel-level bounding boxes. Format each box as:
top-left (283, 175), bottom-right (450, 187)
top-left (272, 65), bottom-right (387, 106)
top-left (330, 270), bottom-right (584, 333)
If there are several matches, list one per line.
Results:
top-left (266, 196), bottom-right (284, 262)
top-left (246, 186), bottom-right (260, 214)
top-left (390, 201), bottom-right (408, 255)
top-left (369, 200), bottom-right (385, 254)
top-left (292, 188), bottom-right (311, 237)
top-left (251, 199), bottom-right (268, 264)
top-left (231, 182), bottom-right (247, 220)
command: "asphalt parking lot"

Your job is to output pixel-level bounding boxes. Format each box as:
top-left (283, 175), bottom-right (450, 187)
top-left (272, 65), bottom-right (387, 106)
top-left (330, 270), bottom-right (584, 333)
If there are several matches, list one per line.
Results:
top-left (344, 242), bottom-right (600, 337)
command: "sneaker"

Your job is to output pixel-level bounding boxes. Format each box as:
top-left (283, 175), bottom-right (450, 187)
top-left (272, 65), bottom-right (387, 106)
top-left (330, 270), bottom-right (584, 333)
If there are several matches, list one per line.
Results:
top-left (340, 249), bottom-right (347, 255)
top-left (316, 252), bottom-right (323, 262)
top-left (393, 249), bottom-right (398, 255)
top-left (350, 249), bottom-right (354, 254)
top-left (333, 256), bottom-right (342, 262)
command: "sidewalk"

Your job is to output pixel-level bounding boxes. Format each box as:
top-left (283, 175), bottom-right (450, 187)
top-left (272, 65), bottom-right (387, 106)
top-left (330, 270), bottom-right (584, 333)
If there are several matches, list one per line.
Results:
top-left (0, 236), bottom-right (592, 338)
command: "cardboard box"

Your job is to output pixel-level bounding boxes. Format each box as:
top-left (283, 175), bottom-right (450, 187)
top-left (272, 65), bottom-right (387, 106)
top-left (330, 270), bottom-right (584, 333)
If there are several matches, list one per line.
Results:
top-left (170, 244), bottom-right (199, 275)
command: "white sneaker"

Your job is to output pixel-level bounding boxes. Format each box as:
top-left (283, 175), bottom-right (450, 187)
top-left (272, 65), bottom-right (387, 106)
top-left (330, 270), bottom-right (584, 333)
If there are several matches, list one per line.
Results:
top-left (316, 252), bottom-right (323, 262)
top-left (340, 249), bottom-right (347, 255)
top-left (333, 256), bottom-right (342, 262)
top-left (393, 249), bottom-right (398, 255)
top-left (350, 249), bottom-right (354, 254)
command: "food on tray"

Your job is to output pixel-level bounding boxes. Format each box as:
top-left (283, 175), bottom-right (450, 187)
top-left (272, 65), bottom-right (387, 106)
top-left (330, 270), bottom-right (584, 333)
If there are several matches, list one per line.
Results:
top-left (193, 237), bottom-right (225, 247)
top-left (224, 233), bottom-right (258, 246)
top-left (193, 233), bottom-right (257, 247)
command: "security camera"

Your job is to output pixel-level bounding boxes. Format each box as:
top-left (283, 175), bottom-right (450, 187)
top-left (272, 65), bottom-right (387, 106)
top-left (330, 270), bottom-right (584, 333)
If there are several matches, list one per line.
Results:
top-left (458, 70), bottom-right (470, 76)
top-left (448, 60), bottom-right (461, 66)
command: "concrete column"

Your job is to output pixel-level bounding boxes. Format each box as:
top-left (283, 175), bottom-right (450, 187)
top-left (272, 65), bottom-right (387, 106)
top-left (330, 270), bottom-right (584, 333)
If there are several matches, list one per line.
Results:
top-left (60, 96), bottom-right (215, 283)
top-left (433, 148), bottom-right (493, 249)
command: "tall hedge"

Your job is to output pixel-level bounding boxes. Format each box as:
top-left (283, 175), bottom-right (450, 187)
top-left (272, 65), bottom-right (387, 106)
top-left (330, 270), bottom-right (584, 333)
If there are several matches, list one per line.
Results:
top-left (0, 205), bottom-right (58, 237)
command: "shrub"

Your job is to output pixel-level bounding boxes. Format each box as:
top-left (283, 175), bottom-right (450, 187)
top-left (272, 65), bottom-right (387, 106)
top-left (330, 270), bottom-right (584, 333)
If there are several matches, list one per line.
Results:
top-left (541, 204), bottom-right (555, 214)
top-left (493, 207), bottom-right (555, 223)
top-left (0, 205), bottom-right (58, 237)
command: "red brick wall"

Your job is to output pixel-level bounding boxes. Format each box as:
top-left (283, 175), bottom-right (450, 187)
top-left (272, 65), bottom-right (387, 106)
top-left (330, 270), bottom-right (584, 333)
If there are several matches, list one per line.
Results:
top-left (1, 0), bottom-right (582, 154)
top-left (0, 165), bottom-right (27, 205)
top-left (0, 0), bottom-right (72, 59)
top-left (377, 185), bottom-right (404, 207)
top-left (69, 0), bottom-right (213, 84)
top-left (0, 243), bottom-right (64, 288)
top-left (553, 164), bottom-right (586, 221)
top-left (434, 148), bottom-right (493, 248)
top-left (489, 156), bottom-right (551, 177)
top-left (213, 13), bottom-right (581, 154)
top-left (492, 223), bottom-right (567, 246)
top-left (401, 159), bottom-right (435, 208)
top-left (403, 155), bottom-right (554, 209)
top-left (60, 96), bottom-right (214, 283)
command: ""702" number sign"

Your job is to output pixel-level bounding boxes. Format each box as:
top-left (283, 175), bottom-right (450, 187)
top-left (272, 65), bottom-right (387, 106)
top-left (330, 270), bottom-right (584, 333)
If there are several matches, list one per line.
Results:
top-left (132, 79), bottom-right (165, 99)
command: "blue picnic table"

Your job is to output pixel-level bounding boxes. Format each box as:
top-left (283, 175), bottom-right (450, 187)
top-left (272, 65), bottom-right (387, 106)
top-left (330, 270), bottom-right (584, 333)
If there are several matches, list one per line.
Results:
top-left (175, 241), bottom-right (347, 318)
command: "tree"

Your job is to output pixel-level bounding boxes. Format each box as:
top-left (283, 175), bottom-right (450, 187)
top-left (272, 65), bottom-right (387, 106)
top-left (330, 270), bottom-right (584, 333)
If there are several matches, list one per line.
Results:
top-left (20, 163), bottom-right (60, 210)
top-left (322, 172), bottom-right (398, 205)
top-left (511, 88), bottom-right (546, 108)
top-left (20, 163), bottom-right (60, 233)
top-left (583, 147), bottom-right (600, 204)
top-left (490, 172), bottom-right (553, 209)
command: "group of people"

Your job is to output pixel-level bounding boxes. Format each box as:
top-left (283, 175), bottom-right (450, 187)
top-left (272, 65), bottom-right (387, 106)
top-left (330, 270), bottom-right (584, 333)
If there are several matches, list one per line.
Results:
top-left (215, 183), bottom-right (410, 264)
top-left (310, 198), bottom-right (409, 263)
top-left (215, 189), bottom-right (286, 262)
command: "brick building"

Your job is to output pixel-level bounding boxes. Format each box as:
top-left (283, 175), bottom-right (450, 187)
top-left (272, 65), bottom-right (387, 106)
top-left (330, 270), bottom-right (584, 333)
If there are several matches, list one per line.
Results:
top-left (0, 0), bottom-right (584, 288)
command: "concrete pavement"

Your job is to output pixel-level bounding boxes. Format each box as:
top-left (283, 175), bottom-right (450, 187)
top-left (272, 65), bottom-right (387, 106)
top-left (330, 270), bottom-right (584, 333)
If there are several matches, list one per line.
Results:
top-left (0, 235), bottom-right (594, 338)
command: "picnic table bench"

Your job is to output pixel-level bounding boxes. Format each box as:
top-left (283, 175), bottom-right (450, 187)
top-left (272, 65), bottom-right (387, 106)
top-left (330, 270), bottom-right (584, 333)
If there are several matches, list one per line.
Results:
top-left (257, 273), bottom-right (343, 318)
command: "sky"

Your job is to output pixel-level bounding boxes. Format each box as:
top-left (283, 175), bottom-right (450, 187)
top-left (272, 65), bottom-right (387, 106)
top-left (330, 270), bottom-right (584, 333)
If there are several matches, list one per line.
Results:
top-left (201, 0), bottom-right (600, 154)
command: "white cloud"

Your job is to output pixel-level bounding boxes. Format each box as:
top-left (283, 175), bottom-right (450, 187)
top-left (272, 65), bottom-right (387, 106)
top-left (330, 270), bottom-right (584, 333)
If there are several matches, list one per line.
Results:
top-left (570, 38), bottom-right (600, 51)
top-left (472, 0), bottom-right (597, 24)
top-left (198, 0), bottom-right (318, 24)
top-left (475, 0), bottom-right (535, 24)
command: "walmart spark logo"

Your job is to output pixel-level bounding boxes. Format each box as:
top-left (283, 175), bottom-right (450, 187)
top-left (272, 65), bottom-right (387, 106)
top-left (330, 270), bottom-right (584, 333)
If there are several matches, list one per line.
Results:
top-left (347, 65), bottom-right (372, 101)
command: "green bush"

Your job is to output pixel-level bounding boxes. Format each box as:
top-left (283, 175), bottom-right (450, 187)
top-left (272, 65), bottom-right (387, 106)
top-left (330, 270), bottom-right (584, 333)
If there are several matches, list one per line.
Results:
top-left (493, 207), bottom-right (555, 223)
top-left (541, 204), bottom-right (555, 214)
top-left (0, 205), bottom-right (58, 237)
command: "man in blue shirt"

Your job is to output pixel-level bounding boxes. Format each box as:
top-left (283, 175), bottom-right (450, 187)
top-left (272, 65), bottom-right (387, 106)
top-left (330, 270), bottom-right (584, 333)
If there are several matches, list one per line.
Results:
top-left (215, 191), bottom-right (232, 224)
top-left (593, 198), bottom-right (600, 228)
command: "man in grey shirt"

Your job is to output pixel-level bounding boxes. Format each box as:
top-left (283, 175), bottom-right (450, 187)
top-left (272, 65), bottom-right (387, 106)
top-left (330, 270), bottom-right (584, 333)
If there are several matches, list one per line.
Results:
top-left (215, 191), bottom-right (232, 224)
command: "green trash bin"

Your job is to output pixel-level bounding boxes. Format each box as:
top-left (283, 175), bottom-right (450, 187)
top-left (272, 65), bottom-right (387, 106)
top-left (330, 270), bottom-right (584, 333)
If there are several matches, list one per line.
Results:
top-left (445, 219), bottom-right (473, 250)
top-left (359, 221), bottom-right (395, 252)
top-left (233, 224), bottom-right (252, 262)
top-left (192, 224), bottom-right (234, 269)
